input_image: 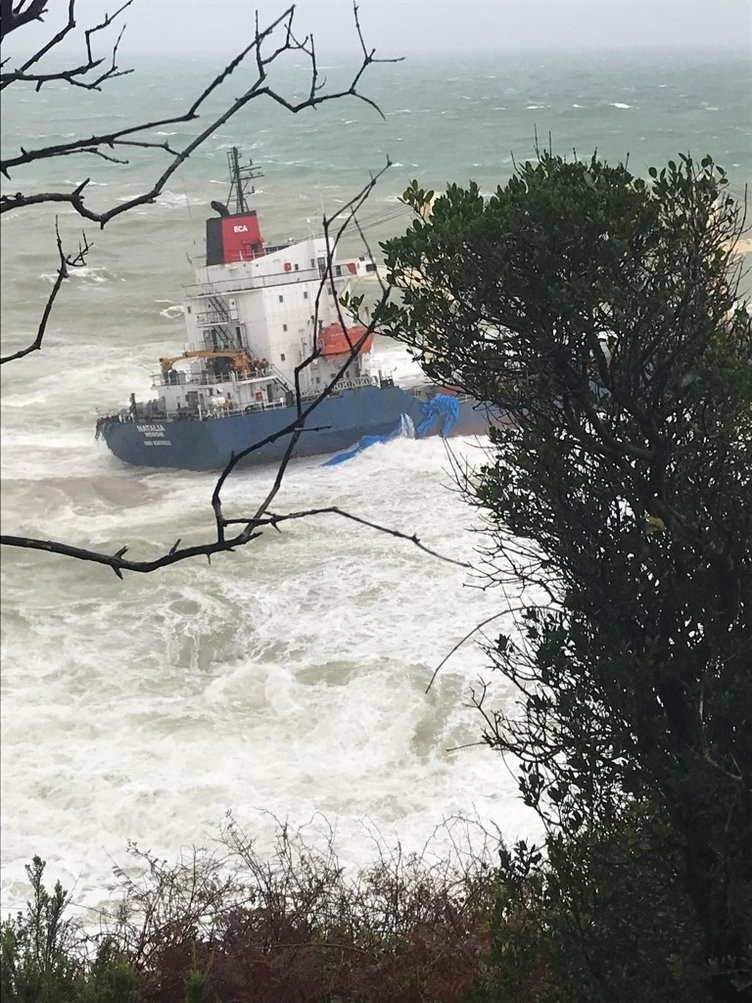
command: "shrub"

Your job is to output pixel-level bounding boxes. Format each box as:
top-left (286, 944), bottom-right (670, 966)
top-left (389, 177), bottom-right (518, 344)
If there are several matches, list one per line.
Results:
top-left (0, 856), bottom-right (136, 1003)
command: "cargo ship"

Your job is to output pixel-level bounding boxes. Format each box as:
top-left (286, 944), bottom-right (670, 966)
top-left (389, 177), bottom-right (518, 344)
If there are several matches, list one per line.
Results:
top-left (98, 150), bottom-right (494, 470)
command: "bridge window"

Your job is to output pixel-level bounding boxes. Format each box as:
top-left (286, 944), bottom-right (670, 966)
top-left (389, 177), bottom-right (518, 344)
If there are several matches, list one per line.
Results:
top-left (280, 353), bottom-right (286, 362)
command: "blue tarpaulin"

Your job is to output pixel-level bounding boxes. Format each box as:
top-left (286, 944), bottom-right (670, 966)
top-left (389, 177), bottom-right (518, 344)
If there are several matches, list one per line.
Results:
top-left (323, 413), bottom-right (414, 466)
top-left (415, 394), bottom-right (460, 438)
top-left (324, 394), bottom-right (459, 467)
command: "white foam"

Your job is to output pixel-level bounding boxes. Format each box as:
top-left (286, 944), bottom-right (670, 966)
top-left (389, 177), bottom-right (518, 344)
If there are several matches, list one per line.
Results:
top-left (39, 266), bottom-right (113, 285)
top-left (1, 424), bottom-right (541, 911)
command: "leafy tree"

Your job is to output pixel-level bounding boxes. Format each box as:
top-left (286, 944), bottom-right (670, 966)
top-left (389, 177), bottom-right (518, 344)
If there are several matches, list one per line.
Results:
top-left (379, 153), bottom-right (752, 1001)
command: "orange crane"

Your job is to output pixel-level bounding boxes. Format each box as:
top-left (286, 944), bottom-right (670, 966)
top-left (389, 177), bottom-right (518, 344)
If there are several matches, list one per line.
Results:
top-left (159, 349), bottom-right (254, 379)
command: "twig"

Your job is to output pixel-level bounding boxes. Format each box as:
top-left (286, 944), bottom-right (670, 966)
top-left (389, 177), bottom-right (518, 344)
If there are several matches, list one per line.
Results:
top-left (0, 220), bottom-right (91, 364)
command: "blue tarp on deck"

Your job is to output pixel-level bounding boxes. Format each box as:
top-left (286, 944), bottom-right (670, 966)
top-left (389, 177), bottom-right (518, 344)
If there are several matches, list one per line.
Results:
top-left (323, 413), bottom-right (415, 466)
top-left (324, 394), bottom-right (460, 466)
top-left (414, 394), bottom-right (460, 438)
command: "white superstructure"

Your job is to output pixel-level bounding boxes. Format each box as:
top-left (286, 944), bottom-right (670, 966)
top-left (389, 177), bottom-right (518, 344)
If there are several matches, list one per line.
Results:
top-left (140, 226), bottom-right (376, 423)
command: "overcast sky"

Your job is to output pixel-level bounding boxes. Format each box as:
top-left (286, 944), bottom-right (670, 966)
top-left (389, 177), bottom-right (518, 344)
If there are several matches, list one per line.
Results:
top-left (6, 0), bottom-right (752, 55)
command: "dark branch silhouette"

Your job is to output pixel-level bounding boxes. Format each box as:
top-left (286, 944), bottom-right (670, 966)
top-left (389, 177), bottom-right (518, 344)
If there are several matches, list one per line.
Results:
top-left (0, 7), bottom-right (468, 578)
top-left (6, 153), bottom-right (444, 571)
top-left (2, 163), bottom-right (468, 574)
top-left (0, 218), bottom-right (91, 364)
top-left (0, 4), bottom-right (399, 227)
top-left (0, 0), bottom-right (50, 42)
top-left (1, 506), bottom-right (467, 580)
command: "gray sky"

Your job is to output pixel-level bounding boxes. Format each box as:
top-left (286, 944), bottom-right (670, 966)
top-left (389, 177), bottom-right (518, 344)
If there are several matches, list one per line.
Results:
top-left (6, 0), bottom-right (752, 55)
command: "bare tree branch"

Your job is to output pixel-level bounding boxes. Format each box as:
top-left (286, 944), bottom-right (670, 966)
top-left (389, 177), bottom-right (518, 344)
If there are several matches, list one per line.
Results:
top-left (0, 3), bottom-right (466, 592)
top-left (0, 502), bottom-right (466, 578)
top-left (0, 218), bottom-right (90, 364)
top-left (0, 4), bottom-right (401, 225)
top-left (0, 165), bottom-right (467, 576)
top-left (0, 0), bottom-right (50, 42)
top-left (208, 163), bottom-right (391, 538)
top-left (0, 0), bottom-right (134, 88)
top-left (424, 611), bottom-right (509, 694)
top-left (229, 505), bottom-right (471, 568)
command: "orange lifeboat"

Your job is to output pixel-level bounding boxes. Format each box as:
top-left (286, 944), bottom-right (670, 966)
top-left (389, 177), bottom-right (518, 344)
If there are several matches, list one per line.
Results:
top-left (318, 323), bottom-right (374, 357)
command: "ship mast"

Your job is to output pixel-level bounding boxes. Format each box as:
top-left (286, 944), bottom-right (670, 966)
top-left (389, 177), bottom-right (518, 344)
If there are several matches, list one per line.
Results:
top-left (227, 147), bottom-right (264, 214)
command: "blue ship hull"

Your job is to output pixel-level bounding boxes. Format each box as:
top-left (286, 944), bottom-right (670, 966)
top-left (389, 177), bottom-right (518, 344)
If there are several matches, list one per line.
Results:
top-left (102, 385), bottom-right (494, 471)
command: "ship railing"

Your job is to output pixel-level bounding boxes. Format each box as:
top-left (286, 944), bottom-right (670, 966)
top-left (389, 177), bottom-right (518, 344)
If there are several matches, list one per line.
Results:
top-left (199, 326), bottom-right (248, 350)
top-left (153, 371), bottom-right (184, 386)
top-left (195, 310), bottom-right (230, 326)
top-left (130, 399), bottom-right (288, 422)
top-left (199, 399), bottom-right (287, 420)
top-left (184, 266), bottom-right (335, 296)
top-left (152, 370), bottom-right (228, 387)
top-left (294, 375), bottom-right (377, 403)
top-left (152, 367), bottom-right (274, 387)
top-left (334, 375), bottom-right (378, 391)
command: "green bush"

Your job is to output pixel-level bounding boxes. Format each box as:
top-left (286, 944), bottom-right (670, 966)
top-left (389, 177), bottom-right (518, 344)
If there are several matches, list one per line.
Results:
top-left (1, 857), bottom-right (136, 1003)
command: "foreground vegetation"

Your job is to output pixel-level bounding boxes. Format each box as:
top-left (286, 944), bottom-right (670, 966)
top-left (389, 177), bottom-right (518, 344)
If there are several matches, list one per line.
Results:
top-left (1, 820), bottom-right (550, 1003)
top-left (0, 812), bottom-right (732, 1002)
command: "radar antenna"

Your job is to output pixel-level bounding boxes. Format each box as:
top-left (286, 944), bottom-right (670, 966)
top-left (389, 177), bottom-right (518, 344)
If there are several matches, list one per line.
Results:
top-left (226, 147), bottom-right (264, 215)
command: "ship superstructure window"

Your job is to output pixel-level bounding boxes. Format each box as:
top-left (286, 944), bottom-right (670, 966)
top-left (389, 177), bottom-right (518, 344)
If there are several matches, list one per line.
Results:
top-left (283, 324), bottom-right (288, 332)
top-left (281, 353), bottom-right (286, 362)
top-left (278, 295), bottom-right (284, 303)
top-left (303, 291), bottom-right (308, 299)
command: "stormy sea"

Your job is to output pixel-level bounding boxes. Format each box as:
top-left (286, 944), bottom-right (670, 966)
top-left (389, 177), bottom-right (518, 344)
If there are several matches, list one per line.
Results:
top-left (1, 45), bottom-right (750, 911)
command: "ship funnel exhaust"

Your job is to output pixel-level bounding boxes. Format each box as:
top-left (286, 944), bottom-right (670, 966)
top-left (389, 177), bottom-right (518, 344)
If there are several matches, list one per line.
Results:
top-left (206, 212), bottom-right (265, 265)
top-left (205, 148), bottom-right (266, 265)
